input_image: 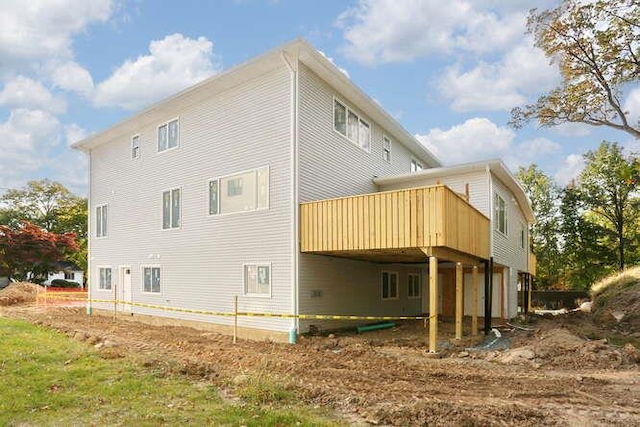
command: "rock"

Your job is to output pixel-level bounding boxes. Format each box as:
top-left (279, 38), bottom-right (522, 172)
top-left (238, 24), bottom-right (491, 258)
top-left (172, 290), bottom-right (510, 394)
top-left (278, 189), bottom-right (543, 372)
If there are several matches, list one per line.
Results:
top-left (458, 351), bottom-right (470, 358)
top-left (497, 347), bottom-right (535, 364)
top-left (328, 334), bottom-right (336, 339)
top-left (579, 301), bottom-right (592, 313)
top-left (94, 342), bottom-right (104, 349)
top-left (623, 343), bottom-right (640, 363)
top-left (103, 340), bottom-right (117, 348)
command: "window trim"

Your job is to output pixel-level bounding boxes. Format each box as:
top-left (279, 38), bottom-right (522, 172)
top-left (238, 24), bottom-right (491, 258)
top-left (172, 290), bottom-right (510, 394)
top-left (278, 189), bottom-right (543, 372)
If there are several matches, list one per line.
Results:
top-left (381, 270), bottom-right (399, 300)
top-left (156, 117), bottom-right (180, 154)
top-left (494, 193), bottom-right (508, 236)
top-left (242, 262), bottom-right (272, 298)
top-left (161, 187), bottom-right (182, 231)
top-left (519, 221), bottom-right (527, 250)
top-left (95, 204), bottom-right (108, 239)
top-left (207, 166), bottom-right (270, 217)
top-left (96, 266), bottom-right (113, 292)
top-left (131, 134), bottom-right (140, 159)
top-left (141, 264), bottom-right (162, 295)
top-left (382, 135), bottom-right (392, 163)
top-left (410, 159), bottom-right (423, 173)
top-left (333, 96), bottom-right (371, 153)
top-left (407, 273), bottom-right (421, 299)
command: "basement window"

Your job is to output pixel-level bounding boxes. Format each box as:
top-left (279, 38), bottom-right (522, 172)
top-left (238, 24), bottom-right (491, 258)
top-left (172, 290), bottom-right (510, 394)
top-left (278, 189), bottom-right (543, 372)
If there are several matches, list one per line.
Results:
top-left (408, 273), bottom-right (421, 298)
top-left (381, 271), bottom-right (399, 300)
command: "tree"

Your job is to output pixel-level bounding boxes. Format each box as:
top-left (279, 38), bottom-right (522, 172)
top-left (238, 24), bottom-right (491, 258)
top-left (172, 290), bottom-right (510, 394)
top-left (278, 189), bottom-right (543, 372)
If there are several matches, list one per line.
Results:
top-left (0, 221), bottom-right (78, 281)
top-left (579, 141), bottom-right (639, 270)
top-left (511, 0), bottom-right (640, 138)
top-left (516, 165), bottom-right (563, 288)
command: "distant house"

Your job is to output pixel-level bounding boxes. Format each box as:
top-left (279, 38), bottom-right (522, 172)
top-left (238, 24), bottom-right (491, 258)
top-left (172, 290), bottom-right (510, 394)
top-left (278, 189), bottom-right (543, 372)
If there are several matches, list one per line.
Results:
top-left (44, 261), bottom-right (84, 287)
top-left (73, 39), bottom-right (535, 349)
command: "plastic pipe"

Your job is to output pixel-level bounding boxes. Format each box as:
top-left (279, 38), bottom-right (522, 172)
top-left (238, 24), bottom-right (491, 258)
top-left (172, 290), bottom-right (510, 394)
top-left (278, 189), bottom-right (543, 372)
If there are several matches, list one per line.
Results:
top-left (356, 322), bottom-right (395, 334)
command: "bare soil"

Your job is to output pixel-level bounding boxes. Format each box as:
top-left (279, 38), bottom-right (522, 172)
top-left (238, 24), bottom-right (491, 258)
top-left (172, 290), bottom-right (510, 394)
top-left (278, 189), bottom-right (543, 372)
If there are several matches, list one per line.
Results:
top-left (1, 305), bottom-right (638, 426)
top-left (0, 282), bottom-right (40, 306)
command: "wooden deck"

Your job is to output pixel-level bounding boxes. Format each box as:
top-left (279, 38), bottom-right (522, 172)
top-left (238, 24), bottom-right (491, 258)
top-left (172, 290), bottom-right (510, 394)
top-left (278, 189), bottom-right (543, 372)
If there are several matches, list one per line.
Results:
top-left (300, 185), bottom-right (490, 263)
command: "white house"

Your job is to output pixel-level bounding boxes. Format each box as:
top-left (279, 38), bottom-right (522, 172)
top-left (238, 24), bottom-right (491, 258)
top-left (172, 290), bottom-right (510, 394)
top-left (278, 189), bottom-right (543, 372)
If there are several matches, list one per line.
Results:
top-left (44, 261), bottom-right (84, 287)
top-left (73, 39), bottom-right (535, 348)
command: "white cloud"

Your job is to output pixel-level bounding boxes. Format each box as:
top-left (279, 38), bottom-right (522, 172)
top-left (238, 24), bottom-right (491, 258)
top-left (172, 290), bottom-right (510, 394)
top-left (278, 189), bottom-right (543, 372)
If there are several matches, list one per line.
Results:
top-left (552, 122), bottom-right (592, 137)
top-left (64, 123), bottom-right (88, 146)
top-left (503, 137), bottom-right (561, 170)
top-left (555, 154), bottom-right (585, 186)
top-left (337, 0), bottom-right (530, 65)
top-left (416, 117), bottom-right (515, 165)
top-left (93, 33), bottom-right (220, 110)
top-left (0, 0), bottom-right (113, 75)
top-left (0, 76), bottom-right (66, 114)
top-left (437, 41), bottom-right (558, 112)
top-left (623, 87), bottom-right (640, 125)
top-left (51, 61), bottom-right (95, 98)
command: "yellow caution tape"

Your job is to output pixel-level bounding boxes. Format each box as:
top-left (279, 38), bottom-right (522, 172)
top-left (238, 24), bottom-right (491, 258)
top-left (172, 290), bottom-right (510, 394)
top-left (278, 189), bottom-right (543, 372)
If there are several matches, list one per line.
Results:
top-left (38, 294), bottom-right (436, 322)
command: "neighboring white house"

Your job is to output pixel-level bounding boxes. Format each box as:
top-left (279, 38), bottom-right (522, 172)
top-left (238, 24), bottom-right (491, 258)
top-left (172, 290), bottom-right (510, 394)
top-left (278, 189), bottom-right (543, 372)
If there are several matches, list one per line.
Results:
top-left (73, 39), bottom-right (535, 343)
top-left (44, 261), bottom-right (84, 287)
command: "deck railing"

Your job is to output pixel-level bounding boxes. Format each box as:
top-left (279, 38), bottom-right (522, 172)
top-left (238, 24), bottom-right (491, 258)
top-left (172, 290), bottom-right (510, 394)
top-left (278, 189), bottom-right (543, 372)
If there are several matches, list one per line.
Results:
top-left (300, 185), bottom-right (490, 260)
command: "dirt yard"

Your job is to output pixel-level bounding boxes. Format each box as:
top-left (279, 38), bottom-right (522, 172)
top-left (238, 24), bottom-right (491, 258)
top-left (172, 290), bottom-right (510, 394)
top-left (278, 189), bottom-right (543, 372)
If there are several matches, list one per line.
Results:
top-left (2, 304), bottom-right (638, 426)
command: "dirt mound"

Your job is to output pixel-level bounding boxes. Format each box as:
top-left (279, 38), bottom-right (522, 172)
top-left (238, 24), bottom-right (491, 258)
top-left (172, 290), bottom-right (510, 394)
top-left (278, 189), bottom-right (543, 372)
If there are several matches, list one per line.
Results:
top-left (0, 282), bottom-right (41, 306)
top-left (591, 266), bottom-right (640, 334)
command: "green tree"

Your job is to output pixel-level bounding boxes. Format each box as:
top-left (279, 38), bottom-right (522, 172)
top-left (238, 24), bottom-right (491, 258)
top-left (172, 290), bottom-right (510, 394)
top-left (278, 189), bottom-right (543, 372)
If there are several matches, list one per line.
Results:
top-left (511, 0), bottom-right (640, 138)
top-left (516, 165), bottom-right (563, 288)
top-left (579, 141), bottom-right (639, 270)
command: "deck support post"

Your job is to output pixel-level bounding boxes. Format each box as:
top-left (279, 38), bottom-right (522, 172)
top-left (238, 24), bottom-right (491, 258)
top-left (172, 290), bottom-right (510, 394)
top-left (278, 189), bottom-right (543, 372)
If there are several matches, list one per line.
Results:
top-left (483, 257), bottom-right (493, 335)
top-left (471, 265), bottom-right (479, 336)
top-left (455, 262), bottom-right (463, 340)
top-left (429, 256), bottom-right (438, 353)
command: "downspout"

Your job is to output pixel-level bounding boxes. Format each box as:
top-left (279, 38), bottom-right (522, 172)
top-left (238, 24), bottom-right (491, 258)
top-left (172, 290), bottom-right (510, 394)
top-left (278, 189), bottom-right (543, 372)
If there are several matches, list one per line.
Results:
top-left (281, 50), bottom-right (299, 340)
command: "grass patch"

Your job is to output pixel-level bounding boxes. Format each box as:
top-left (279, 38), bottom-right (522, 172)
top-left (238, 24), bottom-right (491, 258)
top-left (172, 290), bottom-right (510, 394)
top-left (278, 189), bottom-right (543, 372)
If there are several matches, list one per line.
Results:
top-left (0, 317), bottom-right (340, 426)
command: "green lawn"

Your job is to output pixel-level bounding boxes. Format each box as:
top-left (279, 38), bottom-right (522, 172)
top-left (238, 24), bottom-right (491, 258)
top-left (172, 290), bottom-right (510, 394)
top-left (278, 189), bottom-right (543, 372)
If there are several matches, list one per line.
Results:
top-left (0, 317), bottom-right (339, 426)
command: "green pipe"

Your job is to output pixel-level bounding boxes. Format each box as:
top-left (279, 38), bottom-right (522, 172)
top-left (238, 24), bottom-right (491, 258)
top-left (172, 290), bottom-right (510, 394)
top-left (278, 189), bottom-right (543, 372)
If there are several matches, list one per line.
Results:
top-left (356, 322), bottom-right (395, 334)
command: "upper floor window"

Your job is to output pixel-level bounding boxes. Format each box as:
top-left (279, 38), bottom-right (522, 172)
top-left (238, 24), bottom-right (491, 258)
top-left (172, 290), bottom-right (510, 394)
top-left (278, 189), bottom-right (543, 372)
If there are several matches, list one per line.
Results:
top-left (96, 204), bottom-right (108, 238)
top-left (333, 98), bottom-right (370, 152)
top-left (408, 273), bottom-right (421, 298)
top-left (410, 159), bottom-right (423, 172)
top-left (131, 135), bottom-right (140, 159)
top-left (209, 167), bottom-right (269, 215)
top-left (382, 136), bottom-right (391, 162)
top-left (381, 271), bottom-right (399, 300)
top-left (162, 188), bottom-right (181, 229)
top-left (520, 222), bottom-right (527, 249)
top-left (494, 193), bottom-right (507, 235)
top-left (158, 118), bottom-right (179, 152)
top-left (142, 266), bottom-right (161, 293)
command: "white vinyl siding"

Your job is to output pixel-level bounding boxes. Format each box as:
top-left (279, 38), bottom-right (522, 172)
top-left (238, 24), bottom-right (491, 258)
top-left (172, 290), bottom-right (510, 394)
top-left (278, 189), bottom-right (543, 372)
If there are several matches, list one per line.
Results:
top-left (131, 135), bottom-right (140, 159)
top-left (333, 98), bottom-right (370, 152)
top-left (98, 267), bottom-right (112, 291)
top-left (142, 265), bottom-right (161, 293)
top-left (494, 193), bottom-right (507, 235)
top-left (244, 263), bottom-right (271, 296)
top-left (382, 136), bottom-right (391, 162)
top-left (408, 273), bottom-right (421, 298)
top-left (381, 271), bottom-right (399, 300)
top-left (209, 166), bottom-right (269, 215)
top-left (162, 188), bottom-right (181, 229)
top-left (96, 204), bottom-right (108, 238)
top-left (158, 118), bottom-right (179, 152)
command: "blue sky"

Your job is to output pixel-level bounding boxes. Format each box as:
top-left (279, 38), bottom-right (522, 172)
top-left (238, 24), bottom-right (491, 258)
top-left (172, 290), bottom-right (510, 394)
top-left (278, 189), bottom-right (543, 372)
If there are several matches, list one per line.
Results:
top-left (1, 0), bottom-right (638, 196)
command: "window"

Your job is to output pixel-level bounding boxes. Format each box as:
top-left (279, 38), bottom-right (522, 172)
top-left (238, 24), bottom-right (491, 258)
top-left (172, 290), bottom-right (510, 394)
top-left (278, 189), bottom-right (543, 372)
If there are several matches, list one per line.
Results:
top-left (162, 188), bottom-right (181, 229)
top-left (408, 273), bottom-right (421, 298)
top-left (158, 118), bottom-right (179, 152)
top-left (209, 167), bottom-right (269, 215)
top-left (131, 135), bottom-right (140, 159)
top-left (381, 271), bottom-right (399, 300)
top-left (410, 159), bottom-right (423, 172)
top-left (382, 136), bottom-right (391, 162)
top-left (142, 266), bottom-right (161, 293)
top-left (96, 204), bottom-right (108, 238)
top-left (333, 98), bottom-right (370, 152)
top-left (494, 193), bottom-right (507, 235)
top-left (64, 272), bottom-right (74, 280)
top-left (98, 267), bottom-right (112, 290)
top-left (244, 263), bottom-right (271, 296)
top-left (520, 222), bottom-right (527, 249)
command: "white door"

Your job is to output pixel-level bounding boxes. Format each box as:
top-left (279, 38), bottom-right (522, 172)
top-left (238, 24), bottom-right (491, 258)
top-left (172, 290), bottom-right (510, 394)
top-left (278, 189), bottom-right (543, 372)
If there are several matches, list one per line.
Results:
top-left (120, 266), bottom-right (132, 312)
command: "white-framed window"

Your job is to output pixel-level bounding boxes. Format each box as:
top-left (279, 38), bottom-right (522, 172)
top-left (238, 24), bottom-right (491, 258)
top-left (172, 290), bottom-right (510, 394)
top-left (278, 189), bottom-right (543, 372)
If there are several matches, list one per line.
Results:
top-left (98, 267), bottom-right (112, 291)
top-left (381, 271), bottom-right (399, 300)
top-left (410, 159), bottom-right (423, 172)
top-left (96, 204), bottom-right (108, 238)
top-left (162, 188), bottom-right (181, 229)
top-left (408, 273), bottom-right (421, 298)
top-left (382, 135), bottom-right (391, 163)
top-left (333, 98), bottom-right (370, 152)
top-left (131, 134), bottom-right (140, 159)
top-left (142, 265), bottom-right (161, 293)
top-left (64, 272), bottom-right (74, 280)
top-left (494, 193), bottom-right (507, 235)
top-left (243, 263), bottom-right (271, 296)
top-left (158, 118), bottom-right (179, 152)
top-left (209, 166), bottom-right (269, 216)
top-left (520, 222), bottom-right (527, 249)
